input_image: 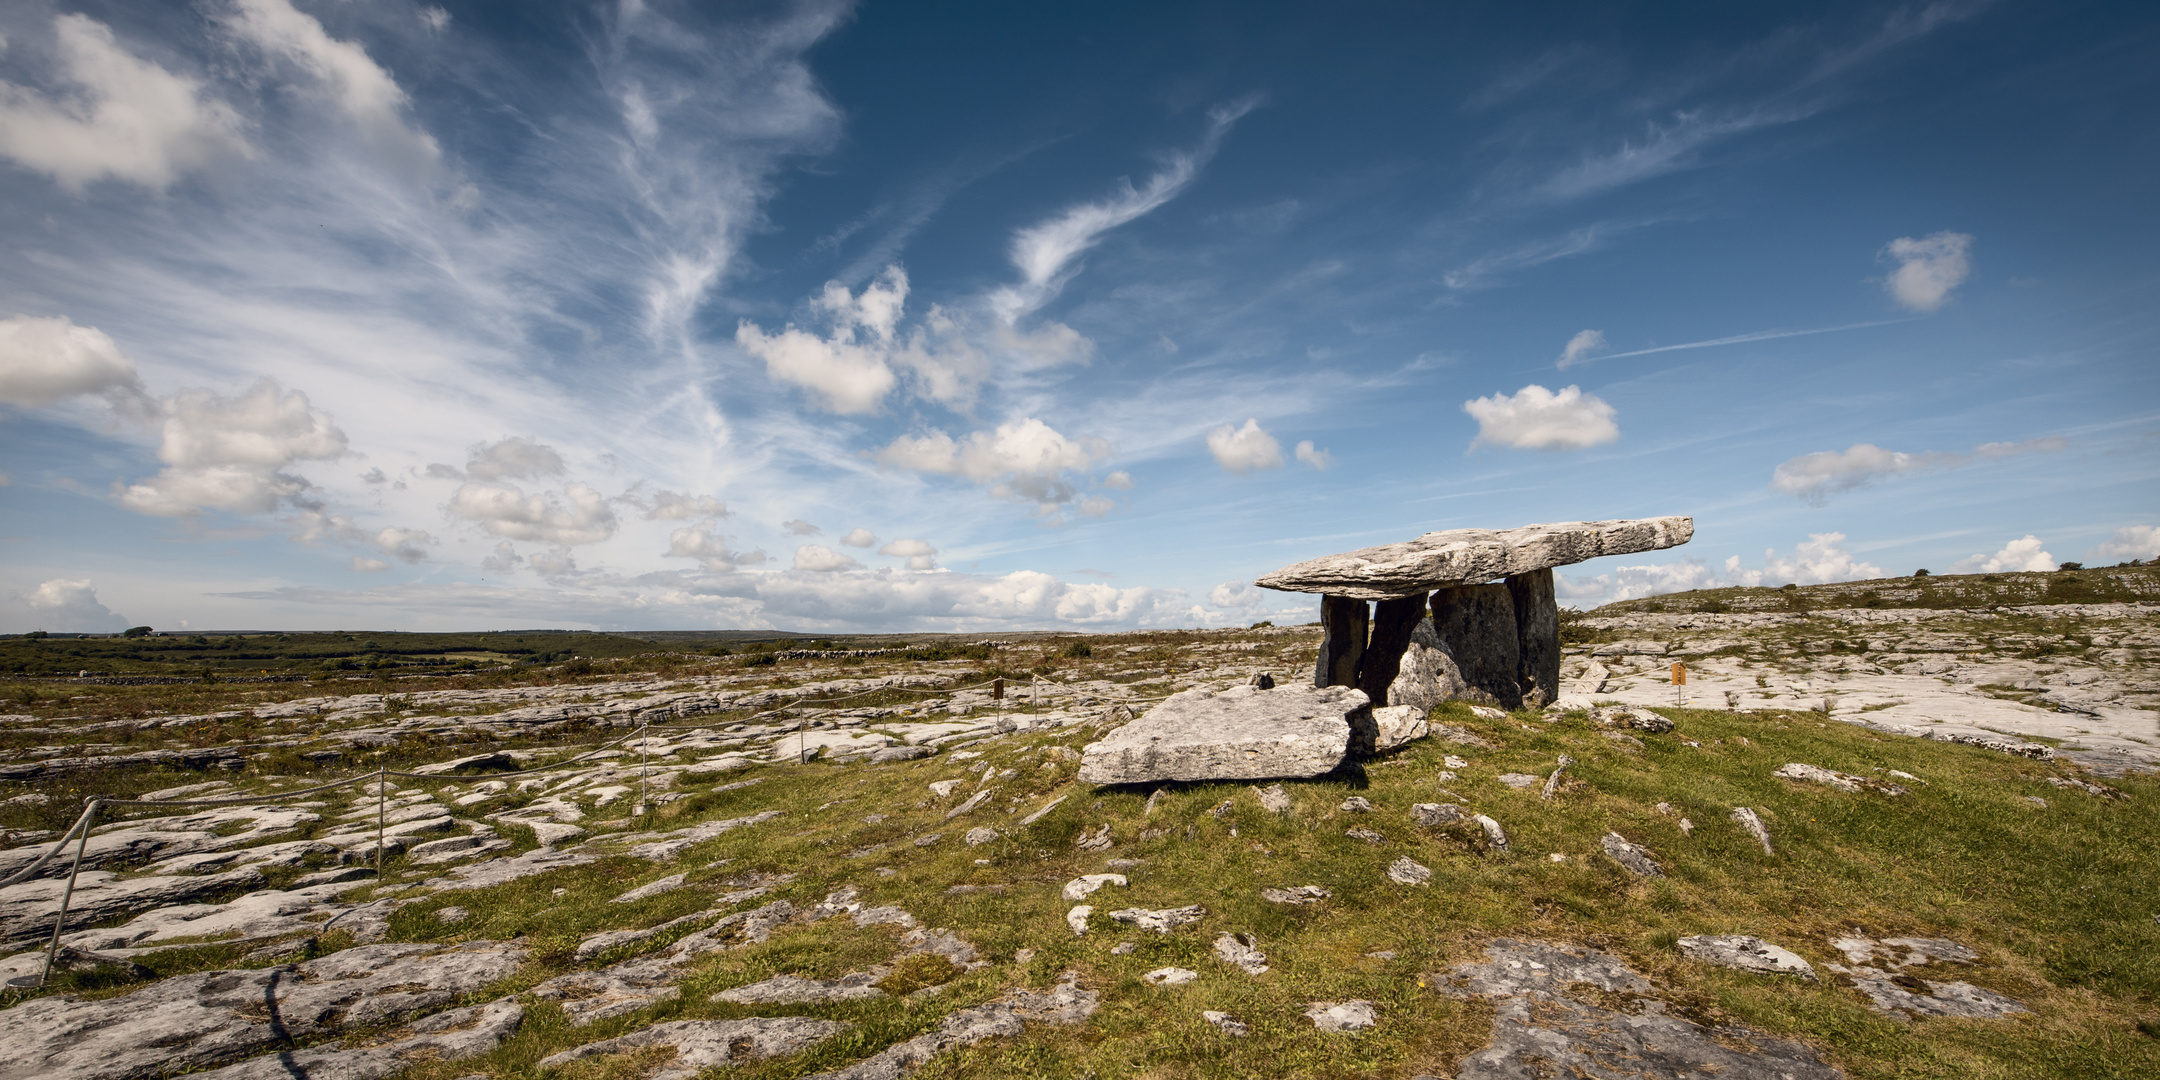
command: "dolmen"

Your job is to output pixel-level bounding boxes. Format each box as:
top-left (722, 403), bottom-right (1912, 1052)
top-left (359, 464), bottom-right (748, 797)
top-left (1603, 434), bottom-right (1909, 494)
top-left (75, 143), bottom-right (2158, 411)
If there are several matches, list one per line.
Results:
top-left (1078, 518), bottom-right (1691, 786)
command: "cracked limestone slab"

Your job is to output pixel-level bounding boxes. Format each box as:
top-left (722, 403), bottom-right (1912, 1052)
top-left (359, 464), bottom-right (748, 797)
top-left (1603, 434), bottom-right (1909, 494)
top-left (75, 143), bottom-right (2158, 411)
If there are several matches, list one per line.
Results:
top-left (187, 998), bottom-right (524, 1080)
top-left (1079, 684), bottom-right (1369, 784)
top-left (539, 1017), bottom-right (849, 1080)
top-left (1256, 518), bottom-right (1694, 600)
top-left (0, 868), bottom-right (267, 941)
top-left (1677, 935), bottom-right (1817, 981)
top-left (1428, 940), bottom-right (1843, 1080)
top-left (796, 972), bottom-right (1098, 1080)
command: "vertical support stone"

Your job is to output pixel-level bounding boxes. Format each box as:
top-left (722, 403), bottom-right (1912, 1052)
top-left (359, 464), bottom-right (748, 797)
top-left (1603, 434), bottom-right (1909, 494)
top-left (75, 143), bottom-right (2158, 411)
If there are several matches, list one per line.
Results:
top-left (1429, 582), bottom-right (1521, 710)
top-left (1506, 568), bottom-right (1560, 709)
top-left (1356, 595), bottom-right (1427, 706)
top-left (1313, 594), bottom-right (1368, 688)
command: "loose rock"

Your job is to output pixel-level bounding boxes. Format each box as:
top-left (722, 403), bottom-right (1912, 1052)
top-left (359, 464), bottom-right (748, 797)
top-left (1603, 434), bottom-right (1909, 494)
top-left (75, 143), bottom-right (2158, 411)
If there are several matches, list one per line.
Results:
top-left (1213, 931), bottom-right (1269, 975)
top-left (1109, 905), bottom-right (1207, 933)
top-left (1202, 1010), bottom-right (1249, 1036)
top-left (1774, 763), bottom-right (1908, 796)
top-left (1260, 885), bottom-right (1331, 905)
top-left (539, 1017), bottom-right (847, 1080)
top-left (1387, 857), bottom-right (1432, 886)
top-left (1730, 807), bottom-right (1773, 855)
top-left (1304, 999), bottom-right (1377, 1033)
top-left (1251, 784), bottom-right (1293, 813)
top-left (1677, 935), bottom-right (1816, 981)
top-left (1062, 874), bottom-right (1128, 901)
top-left (1143, 966), bottom-right (1199, 986)
top-left (1078, 684), bottom-right (1371, 784)
top-left (1599, 832), bottom-right (1663, 878)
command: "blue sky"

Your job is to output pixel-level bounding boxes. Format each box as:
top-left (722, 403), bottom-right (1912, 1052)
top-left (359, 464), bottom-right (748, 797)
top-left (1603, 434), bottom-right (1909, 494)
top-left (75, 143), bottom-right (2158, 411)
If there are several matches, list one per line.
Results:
top-left (0, 0), bottom-right (2155, 633)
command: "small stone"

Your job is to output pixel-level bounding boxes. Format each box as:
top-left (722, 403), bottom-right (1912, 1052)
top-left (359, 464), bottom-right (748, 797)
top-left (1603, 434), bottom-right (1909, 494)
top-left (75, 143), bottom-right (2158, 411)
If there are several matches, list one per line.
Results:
top-left (1474, 814), bottom-right (1510, 851)
top-left (913, 833), bottom-right (944, 847)
top-left (1600, 832), bottom-right (1663, 878)
top-left (1251, 784), bottom-right (1293, 813)
top-left (963, 827), bottom-right (1000, 846)
top-left (1213, 931), bottom-right (1269, 975)
top-left (1496, 773), bottom-right (1539, 789)
top-left (1366, 950), bottom-right (1397, 960)
top-left (2022, 795), bottom-right (2048, 808)
top-left (435, 905), bottom-right (470, 924)
top-left (1260, 885), bottom-right (1331, 905)
top-left (1773, 763), bottom-right (1906, 796)
top-left (1144, 966), bottom-right (1200, 986)
top-left (1603, 731), bottom-right (1645, 750)
top-left (1443, 755), bottom-right (1468, 768)
top-left (1144, 789), bottom-right (1166, 816)
top-left (1678, 817), bottom-right (1694, 835)
top-left (1067, 905), bottom-right (1094, 936)
top-left (1109, 905), bottom-right (1207, 933)
top-left (1014, 947), bottom-right (1037, 964)
top-left (1106, 858), bottom-right (1146, 869)
top-left (1592, 705), bottom-right (1675, 733)
top-left (1548, 853), bottom-right (1569, 863)
top-left (1387, 857), bottom-right (1432, 885)
top-left (929, 780), bottom-right (964, 797)
top-left (1339, 796), bottom-right (1373, 812)
top-left (1202, 1010), bottom-right (1249, 1036)
top-left (1304, 999), bottom-right (1377, 1033)
top-left (610, 872), bottom-right (689, 904)
top-left (1110, 941), bottom-right (1136, 955)
top-left (1074, 824), bottom-right (1113, 851)
top-left (1345, 827), bottom-right (1385, 844)
top-left (1412, 802), bottom-right (1465, 826)
top-left (1062, 873), bottom-right (1129, 901)
top-left (1678, 935), bottom-right (1817, 981)
top-left (1731, 807), bottom-right (1773, 854)
top-left (1248, 673), bottom-right (1275, 689)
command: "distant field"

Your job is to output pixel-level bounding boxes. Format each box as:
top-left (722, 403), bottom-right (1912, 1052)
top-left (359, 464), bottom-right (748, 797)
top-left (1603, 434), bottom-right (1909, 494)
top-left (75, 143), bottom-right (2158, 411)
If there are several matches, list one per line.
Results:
top-left (1590, 562), bottom-right (2160, 616)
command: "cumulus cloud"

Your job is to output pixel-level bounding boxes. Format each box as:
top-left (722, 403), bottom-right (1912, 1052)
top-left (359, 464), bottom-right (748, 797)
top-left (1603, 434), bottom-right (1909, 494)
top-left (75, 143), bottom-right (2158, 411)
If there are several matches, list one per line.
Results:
top-left (1294, 440), bottom-right (1332, 470)
top-left (218, 0), bottom-right (441, 181)
top-left (878, 418), bottom-right (1109, 508)
top-left (528, 547), bottom-right (577, 577)
top-left (292, 513), bottom-right (434, 564)
top-left (2089, 525), bottom-right (2160, 564)
top-left (117, 380), bottom-right (348, 516)
top-left (372, 526), bottom-right (432, 563)
top-left (987, 100), bottom-right (1253, 324)
top-left (736, 266), bottom-right (906, 414)
top-left (1462, 384), bottom-right (1619, 450)
top-left (840, 528), bottom-right (876, 548)
top-left (1077, 495), bottom-right (1116, 518)
top-left (782, 519), bottom-right (820, 536)
top-left (1556, 329), bottom-right (1607, 369)
top-left (1559, 532), bottom-right (1886, 607)
top-left (1208, 580), bottom-right (1269, 612)
top-left (447, 481), bottom-right (617, 545)
top-left (1881, 231), bottom-right (1973, 312)
top-left (0, 314), bottom-right (150, 411)
top-left (793, 544), bottom-right (860, 572)
top-left (481, 542), bottom-right (522, 573)
top-left (641, 490), bottom-right (728, 520)
top-left (666, 521), bottom-right (759, 571)
top-left (878, 537), bottom-right (938, 571)
top-left (349, 556), bottom-right (388, 572)
top-left (461, 437), bottom-right (565, 481)
top-left (1099, 470), bottom-right (1133, 491)
top-left (0, 14), bottom-right (250, 192)
top-left (1949, 535), bottom-right (2055, 575)
top-left (21, 578), bottom-right (126, 632)
top-left (1206, 419), bottom-right (1283, 473)
top-left (1771, 436), bottom-right (2065, 503)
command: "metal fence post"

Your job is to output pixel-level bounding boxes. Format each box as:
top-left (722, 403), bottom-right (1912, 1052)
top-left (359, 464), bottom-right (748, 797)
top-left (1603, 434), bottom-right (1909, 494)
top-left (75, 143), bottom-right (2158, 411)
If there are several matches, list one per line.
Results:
top-left (376, 768), bottom-right (387, 879)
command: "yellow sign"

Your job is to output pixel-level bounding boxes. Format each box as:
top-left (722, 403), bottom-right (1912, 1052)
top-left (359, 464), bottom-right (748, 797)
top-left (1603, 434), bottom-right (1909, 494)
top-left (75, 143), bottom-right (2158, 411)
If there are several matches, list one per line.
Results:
top-left (1671, 662), bottom-right (1686, 686)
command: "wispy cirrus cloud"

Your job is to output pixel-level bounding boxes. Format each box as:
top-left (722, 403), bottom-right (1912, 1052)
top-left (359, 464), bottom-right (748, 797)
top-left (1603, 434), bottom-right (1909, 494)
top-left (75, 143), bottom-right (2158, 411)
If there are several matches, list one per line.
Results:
top-left (1770, 435), bottom-right (2064, 503)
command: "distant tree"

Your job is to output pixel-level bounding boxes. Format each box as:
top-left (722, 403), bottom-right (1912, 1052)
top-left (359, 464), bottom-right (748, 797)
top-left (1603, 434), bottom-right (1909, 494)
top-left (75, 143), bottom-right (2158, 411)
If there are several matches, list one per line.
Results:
top-left (122, 625), bottom-right (153, 638)
top-left (23, 630), bottom-right (47, 640)
top-left (2057, 561), bottom-right (2084, 571)
top-left (1912, 568), bottom-right (1930, 577)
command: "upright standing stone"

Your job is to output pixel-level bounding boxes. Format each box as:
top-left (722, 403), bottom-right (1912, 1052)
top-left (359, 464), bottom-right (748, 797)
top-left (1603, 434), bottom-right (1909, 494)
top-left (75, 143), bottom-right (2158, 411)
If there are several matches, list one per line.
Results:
top-left (1506, 568), bottom-right (1559, 708)
top-left (1314, 595), bottom-right (1368, 689)
top-left (1388, 617), bottom-right (1471, 712)
top-left (1355, 596), bottom-right (1426, 705)
top-left (1430, 583), bottom-right (1520, 709)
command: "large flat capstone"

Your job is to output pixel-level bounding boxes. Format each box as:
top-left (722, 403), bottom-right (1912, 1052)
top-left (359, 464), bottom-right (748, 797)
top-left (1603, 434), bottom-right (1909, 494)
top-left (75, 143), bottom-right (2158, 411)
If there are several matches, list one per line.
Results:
top-left (1078, 684), bottom-right (1370, 784)
top-left (1255, 517), bottom-right (1694, 600)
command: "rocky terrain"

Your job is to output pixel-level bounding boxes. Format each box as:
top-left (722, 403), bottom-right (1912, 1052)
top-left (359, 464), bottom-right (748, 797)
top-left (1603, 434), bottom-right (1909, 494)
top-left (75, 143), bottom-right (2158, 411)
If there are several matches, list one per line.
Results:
top-left (0, 584), bottom-right (2153, 1079)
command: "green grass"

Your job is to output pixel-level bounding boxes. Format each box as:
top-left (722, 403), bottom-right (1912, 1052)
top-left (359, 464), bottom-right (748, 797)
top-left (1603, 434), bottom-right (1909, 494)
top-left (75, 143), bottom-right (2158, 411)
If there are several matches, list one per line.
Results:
top-left (292, 700), bottom-right (2160, 1080)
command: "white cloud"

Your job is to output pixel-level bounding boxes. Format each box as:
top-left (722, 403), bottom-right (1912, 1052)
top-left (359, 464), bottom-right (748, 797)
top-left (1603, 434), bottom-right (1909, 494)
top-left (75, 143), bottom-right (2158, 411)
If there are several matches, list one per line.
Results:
top-left (1881, 231), bottom-right (1973, 312)
top-left (0, 314), bottom-right (149, 410)
top-left (878, 418), bottom-right (1109, 507)
top-left (117, 380), bottom-right (348, 516)
top-left (736, 266), bottom-right (906, 414)
top-left (1723, 532), bottom-right (1886, 587)
top-left (0, 14), bottom-right (250, 192)
top-left (21, 578), bottom-right (126, 632)
top-left (2089, 525), bottom-right (2160, 564)
top-left (447, 481), bottom-right (617, 545)
top-left (459, 437), bottom-right (565, 482)
top-left (1556, 329), bottom-right (1607, 369)
top-left (1206, 419), bottom-right (1283, 473)
top-left (878, 537), bottom-right (938, 571)
top-left (1559, 532), bottom-right (1886, 607)
top-left (1099, 470), bottom-right (1133, 491)
top-left (372, 526), bottom-right (432, 563)
top-left (840, 527), bottom-right (876, 548)
top-left (1294, 440), bottom-right (1332, 470)
top-left (782, 519), bottom-right (821, 536)
top-left (1949, 535), bottom-right (2055, 575)
top-left (1077, 495), bottom-right (1116, 518)
top-left (1539, 110), bottom-right (1783, 201)
top-left (793, 544), bottom-right (860, 572)
top-left (642, 490), bottom-right (728, 520)
top-left (349, 556), bottom-right (389, 572)
top-left (219, 0), bottom-right (441, 181)
top-left (987, 100), bottom-right (1252, 323)
top-left (1462, 384), bottom-right (1618, 450)
top-left (666, 521), bottom-right (757, 571)
top-left (481, 542), bottom-right (522, 573)
top-left (1208, 580), bottom-right (1268, 611)
top-left (528, 547), bottom-right (577, 577)
top-left (1772, 436), bottom-right (2064, 503)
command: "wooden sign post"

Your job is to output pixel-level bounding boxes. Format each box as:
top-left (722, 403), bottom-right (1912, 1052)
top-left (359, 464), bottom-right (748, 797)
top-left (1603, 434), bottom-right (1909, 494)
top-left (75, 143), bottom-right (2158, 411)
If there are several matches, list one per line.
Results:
top-left (1671, 662), bottom-right (1686, 706)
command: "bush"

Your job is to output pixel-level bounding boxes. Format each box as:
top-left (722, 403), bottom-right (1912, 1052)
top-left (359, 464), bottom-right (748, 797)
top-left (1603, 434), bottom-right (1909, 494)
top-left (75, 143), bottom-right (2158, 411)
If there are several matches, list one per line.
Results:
top-left (1061, 641), bottom-right (1093, 659)
top-left (1913, 568), bottom-right (1930, 577)
top-left (2058, 561), bottom-right (2085, 572)
top-left (122, 626), bottom-right (153, 639)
